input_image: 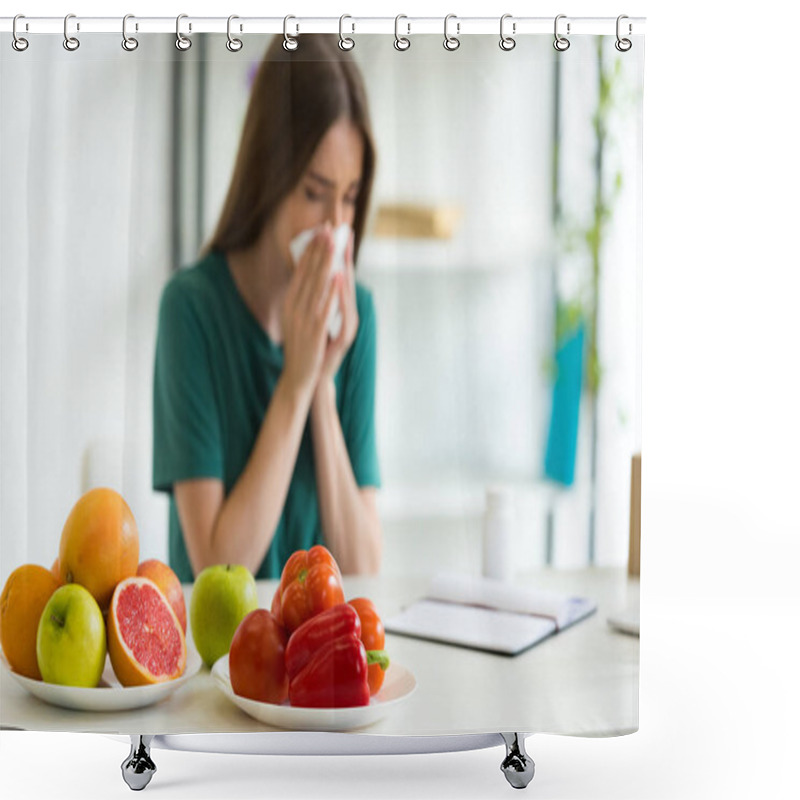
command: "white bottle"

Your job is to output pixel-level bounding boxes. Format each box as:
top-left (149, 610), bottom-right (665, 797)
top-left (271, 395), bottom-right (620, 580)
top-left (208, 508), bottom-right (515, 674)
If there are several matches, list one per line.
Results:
top-left (482, 486), bottom-right (516, 581)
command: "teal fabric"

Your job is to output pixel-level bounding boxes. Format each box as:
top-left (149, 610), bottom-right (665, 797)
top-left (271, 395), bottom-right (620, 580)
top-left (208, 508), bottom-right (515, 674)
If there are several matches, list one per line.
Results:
top-left (544, 322), bottom-right (584, 487)
top-left (152, 250), bottom-right (381, 582)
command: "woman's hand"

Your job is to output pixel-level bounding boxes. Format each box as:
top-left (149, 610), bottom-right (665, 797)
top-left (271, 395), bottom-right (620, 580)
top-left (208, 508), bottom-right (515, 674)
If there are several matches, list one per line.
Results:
top-left (281, 224), bottom-right (342, 404)
top-left (317, 229), bottom-right (359, 390)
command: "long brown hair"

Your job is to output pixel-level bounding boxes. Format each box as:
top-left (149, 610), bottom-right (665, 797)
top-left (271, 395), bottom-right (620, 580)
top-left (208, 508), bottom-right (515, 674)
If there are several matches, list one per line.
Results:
top-left (206, 35), bottom-right (376, 261)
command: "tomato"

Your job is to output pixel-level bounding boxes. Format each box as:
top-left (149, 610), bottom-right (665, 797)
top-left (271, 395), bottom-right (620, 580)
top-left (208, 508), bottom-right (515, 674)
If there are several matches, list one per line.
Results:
top-left (228, 609), bottom-right (288, 704)
top-left (277, 546), bottom-right (344, 634)
top-left (348, 597), bottom-right (387, 694)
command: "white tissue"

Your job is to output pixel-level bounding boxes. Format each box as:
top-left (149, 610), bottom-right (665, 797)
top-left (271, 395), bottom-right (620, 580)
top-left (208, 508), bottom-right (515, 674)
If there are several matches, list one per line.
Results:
top-left (288, 222), bottom-right (350, 339)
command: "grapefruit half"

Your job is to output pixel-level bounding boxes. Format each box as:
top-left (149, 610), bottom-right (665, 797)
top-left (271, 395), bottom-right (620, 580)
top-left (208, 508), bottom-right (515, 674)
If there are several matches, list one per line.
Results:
top-left (108, 577), bottom-right (187, 686)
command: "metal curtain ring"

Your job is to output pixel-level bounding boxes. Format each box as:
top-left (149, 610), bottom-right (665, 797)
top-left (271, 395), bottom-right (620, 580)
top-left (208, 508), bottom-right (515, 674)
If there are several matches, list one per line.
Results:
top-left (554, 15), bottom-right (570, 51)
top-left (443, 14), bottom-right (460, 51)
top-left (175, 14), bottom-right (191, 51)
top-left (499, 14), bottom-right (515, 51)
top-left (283, 15), bottom-right (298, 51)
top-left (63, 13), bottom-right (80, 51)
top-left (12, 14), bottom-right (29, 51)
top-left (615, 15), bottom-right (632, 51)
top-left (339, 15), bottom-right (355, 50)
top-left (227, 15), bottom-right (243, 52)
top-left (122, 14), bottom-right (138, 52)
top-left (394, 15), bottom-right (410, 51)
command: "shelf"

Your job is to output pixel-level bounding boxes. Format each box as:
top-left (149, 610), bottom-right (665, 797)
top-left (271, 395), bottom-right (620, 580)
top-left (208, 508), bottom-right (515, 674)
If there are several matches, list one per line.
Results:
top-left (357, 238), bottom-right (554, 276)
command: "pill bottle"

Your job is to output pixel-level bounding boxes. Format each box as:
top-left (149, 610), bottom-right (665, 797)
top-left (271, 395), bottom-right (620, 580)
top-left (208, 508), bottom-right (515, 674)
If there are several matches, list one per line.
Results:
top-left (482, 486), bottom-right (516, 581)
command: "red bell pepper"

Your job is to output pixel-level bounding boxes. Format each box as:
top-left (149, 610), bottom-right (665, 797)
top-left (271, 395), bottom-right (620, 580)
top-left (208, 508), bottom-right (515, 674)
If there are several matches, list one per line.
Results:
top-left (289, 636), bottom-right (370, 708)
top-left (286, 604), bottom-right (389, 708)
top-left (286, 603), bottom-right (362, 680)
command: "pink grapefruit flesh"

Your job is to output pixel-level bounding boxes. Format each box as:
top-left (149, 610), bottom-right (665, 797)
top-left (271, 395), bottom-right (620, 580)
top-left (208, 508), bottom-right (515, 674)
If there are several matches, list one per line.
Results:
top-left (108, 577), bottom-right (187, 686)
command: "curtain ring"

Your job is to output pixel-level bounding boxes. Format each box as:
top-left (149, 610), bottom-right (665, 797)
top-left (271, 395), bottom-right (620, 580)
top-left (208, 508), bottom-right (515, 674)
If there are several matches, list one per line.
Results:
top-left (122, 14), bottom-right (138, 52)
top-left (394, 15), bottom-right (410, 51)
top-left (615, 15), bottom-right (632, 52)
top-left (12, 15), bottom-right (29, 52)
top-left (499, 14), bottom-right (516, 51)
top-left (63, 13), bottom-right (80, 51)
top-left (339, 14), bottom-right (355, 50)
top-left (226, 15), bottom-right (243, 52)
top-left (554, 15), bottom-right (570, 51)
top-left (443, 14), bottom-right (460, 51)
top-left (175, 14), bottom-right (191, 51)
top-left (283, 15), bottom-right (299, 51)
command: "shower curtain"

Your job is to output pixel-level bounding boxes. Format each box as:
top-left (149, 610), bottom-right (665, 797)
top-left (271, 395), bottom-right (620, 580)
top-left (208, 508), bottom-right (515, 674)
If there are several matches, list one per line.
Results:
top-left (1, 21), bottom-right (643, 753)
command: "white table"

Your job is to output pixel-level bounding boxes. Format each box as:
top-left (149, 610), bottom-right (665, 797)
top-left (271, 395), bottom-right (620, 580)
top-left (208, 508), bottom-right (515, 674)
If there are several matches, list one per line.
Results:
top-left (0, 567), bottom-right (638, 738)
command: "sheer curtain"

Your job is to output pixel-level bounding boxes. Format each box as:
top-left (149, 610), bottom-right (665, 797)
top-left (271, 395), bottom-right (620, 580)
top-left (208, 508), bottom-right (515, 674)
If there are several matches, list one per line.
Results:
top-left (1, 36), bottom-right (174, 573)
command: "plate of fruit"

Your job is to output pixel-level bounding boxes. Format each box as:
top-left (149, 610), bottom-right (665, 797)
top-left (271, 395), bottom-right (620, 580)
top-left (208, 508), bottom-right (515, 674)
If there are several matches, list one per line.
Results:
top-left (0, 488), bottom-right (200, 712)
top-left (1, 648), bottom-right (202, 714)
top-left (210, 546), bottom-right (416, 731)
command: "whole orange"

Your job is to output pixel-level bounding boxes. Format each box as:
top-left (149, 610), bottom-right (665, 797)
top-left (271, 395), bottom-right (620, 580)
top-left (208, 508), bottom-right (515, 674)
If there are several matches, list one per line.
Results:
top-left (137, 559), bottom-right (187, 633)
top-left (1, 564), bottom-right (61, 679)
top-left (59, 488), bottom-right (139, 612)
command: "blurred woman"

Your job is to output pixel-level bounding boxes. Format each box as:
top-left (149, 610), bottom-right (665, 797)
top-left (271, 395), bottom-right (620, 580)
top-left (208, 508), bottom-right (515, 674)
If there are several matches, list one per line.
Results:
top-left (153, 35), bottom-right (381, 581)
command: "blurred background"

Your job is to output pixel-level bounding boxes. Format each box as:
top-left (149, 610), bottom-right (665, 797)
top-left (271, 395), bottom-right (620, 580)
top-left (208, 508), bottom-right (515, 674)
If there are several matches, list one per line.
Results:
top-left (0, 33), bottom-right (642, 582)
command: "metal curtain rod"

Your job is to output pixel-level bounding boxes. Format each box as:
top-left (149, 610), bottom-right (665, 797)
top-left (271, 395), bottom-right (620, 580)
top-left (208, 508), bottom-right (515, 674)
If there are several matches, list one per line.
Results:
top-left (0, 15), bottom-right (646, 36)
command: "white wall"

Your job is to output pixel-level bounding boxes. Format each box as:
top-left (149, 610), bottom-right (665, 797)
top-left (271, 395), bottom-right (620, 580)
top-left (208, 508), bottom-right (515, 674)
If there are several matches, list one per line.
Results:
top-left (0, 35), bottom-right (174, 583)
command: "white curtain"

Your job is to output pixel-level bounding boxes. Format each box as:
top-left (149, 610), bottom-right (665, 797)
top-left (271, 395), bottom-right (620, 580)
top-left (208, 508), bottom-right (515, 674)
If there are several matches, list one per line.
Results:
top-left (1, 36), bottom-right (173, 573)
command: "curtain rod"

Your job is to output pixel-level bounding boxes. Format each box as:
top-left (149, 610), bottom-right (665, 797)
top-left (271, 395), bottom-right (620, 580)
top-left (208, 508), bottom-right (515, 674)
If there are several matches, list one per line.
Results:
top-left (0, 16), bottom-right (646, 37)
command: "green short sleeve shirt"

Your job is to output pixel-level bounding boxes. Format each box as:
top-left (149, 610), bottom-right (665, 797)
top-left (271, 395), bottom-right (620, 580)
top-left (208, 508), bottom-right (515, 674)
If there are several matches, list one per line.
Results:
top-left (152, 250), bottom-right (381, 582)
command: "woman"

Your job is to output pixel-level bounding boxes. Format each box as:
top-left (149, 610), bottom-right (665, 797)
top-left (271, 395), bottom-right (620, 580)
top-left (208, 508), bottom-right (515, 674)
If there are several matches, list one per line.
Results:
top-left (152, 35), bottom-right (382, 582)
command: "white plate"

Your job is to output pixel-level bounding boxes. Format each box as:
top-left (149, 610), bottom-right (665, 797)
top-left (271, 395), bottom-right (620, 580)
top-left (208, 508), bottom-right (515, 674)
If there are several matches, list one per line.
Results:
top-left (212, 654), bottom-right (416, 732)
top-left (0, 648), bottom-right (202, 712)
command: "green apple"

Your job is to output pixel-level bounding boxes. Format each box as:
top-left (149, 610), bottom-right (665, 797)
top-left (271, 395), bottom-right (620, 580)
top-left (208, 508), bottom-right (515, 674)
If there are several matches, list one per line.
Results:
top-left (190, 564), bottom-right (258, 667)
top-left (36, 584), bottom-right (106, 687)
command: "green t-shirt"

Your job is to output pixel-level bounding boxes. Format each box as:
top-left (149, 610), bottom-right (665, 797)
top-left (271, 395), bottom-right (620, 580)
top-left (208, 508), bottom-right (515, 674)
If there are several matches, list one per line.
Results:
top-left (152, 249), bottom-right (381, 582)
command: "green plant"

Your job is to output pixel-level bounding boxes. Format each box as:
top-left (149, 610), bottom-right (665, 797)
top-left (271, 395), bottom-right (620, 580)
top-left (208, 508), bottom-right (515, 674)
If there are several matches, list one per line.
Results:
top-left (555, 38), bottom-right (631, 395)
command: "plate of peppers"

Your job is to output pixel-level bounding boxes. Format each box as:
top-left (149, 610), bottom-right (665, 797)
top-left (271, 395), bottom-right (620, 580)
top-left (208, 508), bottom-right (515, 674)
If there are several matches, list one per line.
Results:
top-left (211, 547), bottom-right (416, 731)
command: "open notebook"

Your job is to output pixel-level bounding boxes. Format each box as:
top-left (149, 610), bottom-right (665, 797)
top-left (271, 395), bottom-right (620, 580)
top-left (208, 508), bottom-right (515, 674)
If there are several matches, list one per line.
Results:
top-left (385, 572), bottom-right (597, 656)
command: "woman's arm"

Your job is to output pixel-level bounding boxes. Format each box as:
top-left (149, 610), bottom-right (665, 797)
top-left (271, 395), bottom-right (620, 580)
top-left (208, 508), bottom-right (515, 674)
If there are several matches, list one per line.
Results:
top-left (174, 376), bottom-right (312, 577)
top-left (309, 234), bottom-right (382, 575)
top-left (310, 379), bottom-right (382, 574)
top-left (174, 228), bottom-right (340, 578)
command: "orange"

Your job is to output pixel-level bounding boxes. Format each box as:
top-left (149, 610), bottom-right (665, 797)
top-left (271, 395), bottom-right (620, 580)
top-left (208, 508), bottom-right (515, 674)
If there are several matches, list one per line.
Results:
top-left (0, 564), bottom-right (61, 679)
top-left (59, 488), bottom-right (139, 612)
top-left (137, 559), bottom-right (187, 633)
top-left (108, 577), bottom-right (186, 686)
top-left (50, 558), bottom-right (64, 586)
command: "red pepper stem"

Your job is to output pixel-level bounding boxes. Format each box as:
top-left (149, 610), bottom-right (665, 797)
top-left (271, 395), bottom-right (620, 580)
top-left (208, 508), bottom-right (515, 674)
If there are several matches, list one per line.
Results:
top-left (366, 650), bottom-right (390, 671)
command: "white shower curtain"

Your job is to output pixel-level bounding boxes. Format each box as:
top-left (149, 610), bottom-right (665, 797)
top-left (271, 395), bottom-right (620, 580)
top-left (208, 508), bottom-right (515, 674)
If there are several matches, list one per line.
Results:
top-left (1, 25), bottom-right (642, 752)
